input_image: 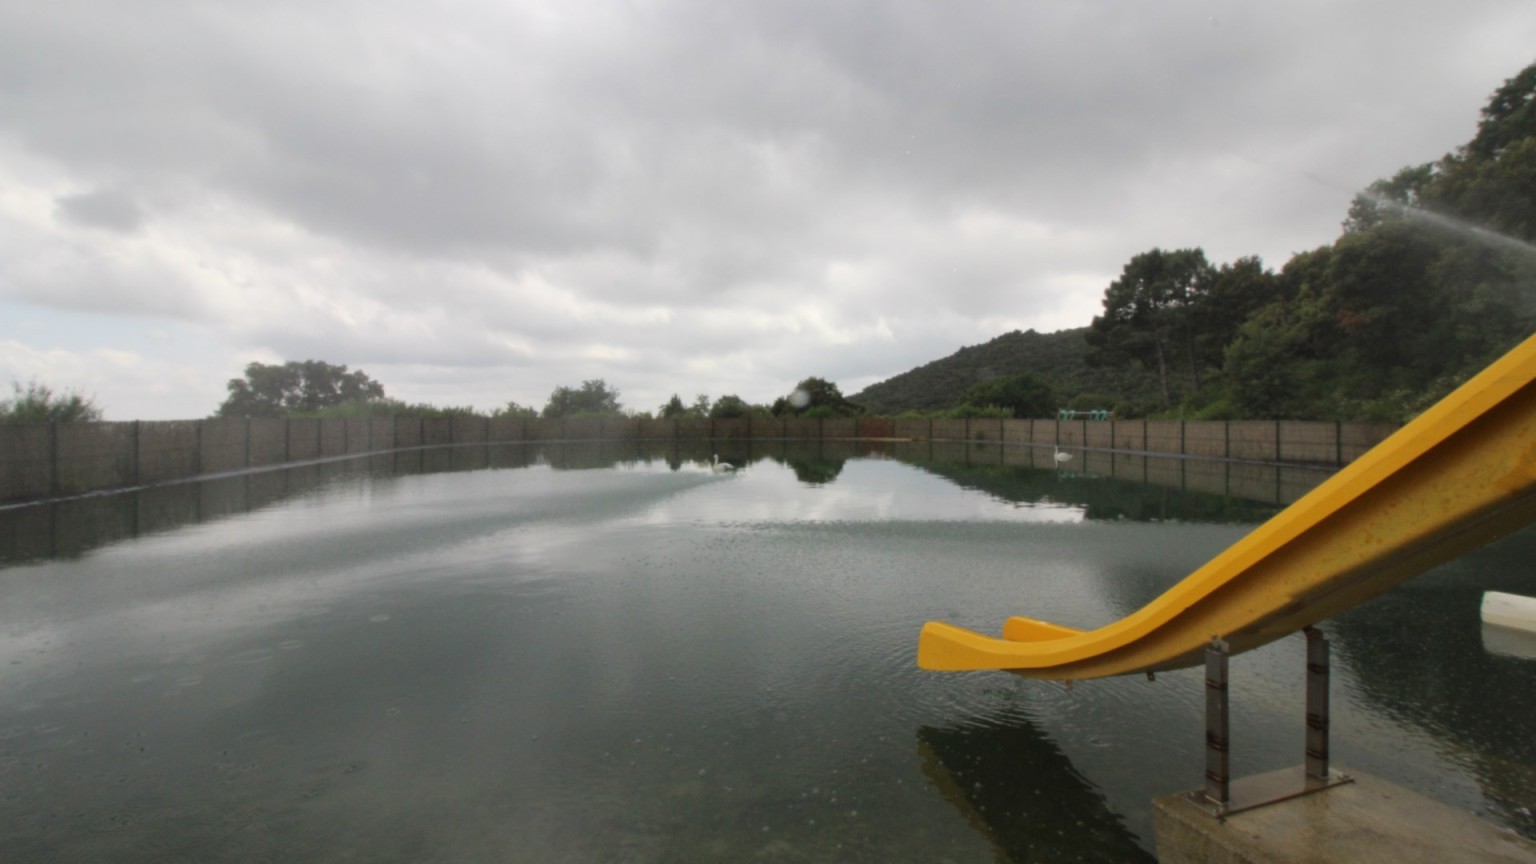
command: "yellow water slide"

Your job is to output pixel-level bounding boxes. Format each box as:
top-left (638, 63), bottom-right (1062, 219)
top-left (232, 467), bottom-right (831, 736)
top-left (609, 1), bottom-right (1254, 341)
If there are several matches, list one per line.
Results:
top-left (917, 331), bottom-right (1536, 680)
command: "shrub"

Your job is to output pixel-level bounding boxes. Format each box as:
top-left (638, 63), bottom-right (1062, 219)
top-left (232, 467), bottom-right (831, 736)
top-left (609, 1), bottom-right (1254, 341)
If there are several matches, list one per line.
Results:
top-left (0, 380), bottom-right (103, 423)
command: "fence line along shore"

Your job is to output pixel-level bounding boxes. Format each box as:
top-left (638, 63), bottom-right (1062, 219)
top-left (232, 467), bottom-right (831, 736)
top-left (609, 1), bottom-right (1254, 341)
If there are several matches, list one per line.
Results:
top-left (0, 415), bottom-right (1398, 505)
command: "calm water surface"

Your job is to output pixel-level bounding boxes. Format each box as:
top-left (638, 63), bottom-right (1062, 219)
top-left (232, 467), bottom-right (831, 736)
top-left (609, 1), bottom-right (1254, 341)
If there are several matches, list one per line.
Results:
top-left (2, 441), bottom-right (1533, 862)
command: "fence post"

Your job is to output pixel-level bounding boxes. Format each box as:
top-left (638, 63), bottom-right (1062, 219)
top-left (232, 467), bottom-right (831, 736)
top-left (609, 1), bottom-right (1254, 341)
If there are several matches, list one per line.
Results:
top-left (49, 421), bottom-right (60, 498)
top-left (1335, 420), bottom-right (1343, 466)
top-left (131, 420), bottom-right (142, 486)
top-left (246, 417), bottom-right (254, 467)
top-left (1274, 419), bottom-right (1282, 463)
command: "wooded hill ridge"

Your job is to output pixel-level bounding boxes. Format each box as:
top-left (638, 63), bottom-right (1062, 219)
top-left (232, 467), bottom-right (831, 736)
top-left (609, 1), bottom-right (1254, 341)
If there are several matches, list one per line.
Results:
top-left (850, 327), bottom-right (1158, 416)
top-left (856, 60), bottom-right (1536, 423)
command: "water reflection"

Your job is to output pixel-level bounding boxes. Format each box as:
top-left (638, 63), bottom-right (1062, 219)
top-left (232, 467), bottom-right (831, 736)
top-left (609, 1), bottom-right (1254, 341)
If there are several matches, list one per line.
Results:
top-left (918, 719), bottom-right (1154, 862)
top-left (1328, 529), bottom-right (1536, 835)
top-left (2, 444), bottom-right (1534, 861)
top-left (0, 441), bottom-right (1313, 567)
top-left (782, 455), bottom-right (845, 486)
top-left (907, 458), bottom-right (1282, 524)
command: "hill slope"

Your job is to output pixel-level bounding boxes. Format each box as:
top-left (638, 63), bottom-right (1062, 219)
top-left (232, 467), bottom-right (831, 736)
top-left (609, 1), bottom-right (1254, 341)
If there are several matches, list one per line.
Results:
top-left (851, 328), bottom-right (1160, 415)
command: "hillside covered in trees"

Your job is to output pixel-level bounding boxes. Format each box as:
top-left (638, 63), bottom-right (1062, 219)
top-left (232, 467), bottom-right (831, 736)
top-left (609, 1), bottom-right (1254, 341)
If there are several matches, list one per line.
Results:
top-left (859, 60), bottom-right (1536, 422)
top-left (851, 328), bottom-right (1159, 415)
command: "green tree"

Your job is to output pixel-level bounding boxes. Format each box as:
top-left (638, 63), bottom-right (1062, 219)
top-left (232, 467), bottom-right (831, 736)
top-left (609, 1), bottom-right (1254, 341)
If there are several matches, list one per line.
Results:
top-left (1434, 137), bottom-right (1536, 243)
top-left (1342, 164), bottom-right (1438, 234)
top-left (491, 401), bottom-right (539, 418)
top-left (1193, 256), bottom-right (1281, 372)
top-left (1466, 63), bottom-right (1536, 162)
top-left (1220, 298), bottom-right (1334, 419)
top-left (961, 374), bottom-right (1056, 418)
top-left (1085, 248), bottom-right (1215, 407)
top-left (659, 394), bottom-right (688, 418)
top-left (1, 379), bottom-right (104, 423)
top-left (708, 394), bottom-right (752, 418)
top-left (1322, 221), bottom-right (1446, 377)
top-left (216, 360), bottom-right (385, 418)
top-left (542, 379), bottom-right (622, 418)
top-left (772, 377), bottom-right (863, 416)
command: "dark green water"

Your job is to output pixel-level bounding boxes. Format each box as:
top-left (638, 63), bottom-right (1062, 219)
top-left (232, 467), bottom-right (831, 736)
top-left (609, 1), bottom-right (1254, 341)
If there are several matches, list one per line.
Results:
top-left (2, 441), bottom-right (1533, 862)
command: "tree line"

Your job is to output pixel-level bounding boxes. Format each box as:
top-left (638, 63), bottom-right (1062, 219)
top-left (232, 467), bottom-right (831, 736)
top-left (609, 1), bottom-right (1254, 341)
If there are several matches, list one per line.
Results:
top-left (207, 363), bottom-right (864, 422)
top-left (206, 359), bottom-right (1064, 424)
top-left (1086, 60), bottom-right (1536, 421)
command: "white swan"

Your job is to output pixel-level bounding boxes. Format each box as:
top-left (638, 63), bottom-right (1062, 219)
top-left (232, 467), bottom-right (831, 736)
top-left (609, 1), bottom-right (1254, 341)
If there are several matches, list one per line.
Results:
top-left (1053, 447), bottom-right (1072, 464)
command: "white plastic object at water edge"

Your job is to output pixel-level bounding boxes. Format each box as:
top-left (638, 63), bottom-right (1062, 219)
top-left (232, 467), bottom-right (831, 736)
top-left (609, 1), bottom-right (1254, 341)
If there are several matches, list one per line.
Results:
top-left (1481, 591), bottom-right (1536, 633)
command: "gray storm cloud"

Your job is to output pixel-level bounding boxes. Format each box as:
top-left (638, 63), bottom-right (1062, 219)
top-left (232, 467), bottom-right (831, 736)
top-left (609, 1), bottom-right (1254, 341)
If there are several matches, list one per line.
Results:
top-left (1, 0), bottom-right (1533, 418)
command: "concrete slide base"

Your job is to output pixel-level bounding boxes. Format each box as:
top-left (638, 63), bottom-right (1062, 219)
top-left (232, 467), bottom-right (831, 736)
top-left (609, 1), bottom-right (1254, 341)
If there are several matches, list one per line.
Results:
top-left (1154, 768), bottom-right (1536, 864)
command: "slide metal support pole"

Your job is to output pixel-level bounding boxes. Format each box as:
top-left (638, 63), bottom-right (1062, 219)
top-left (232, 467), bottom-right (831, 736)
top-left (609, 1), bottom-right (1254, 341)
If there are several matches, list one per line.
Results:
top-left (1305, 627), bottom-right (1331, 781)
top-left (1204, 637), bottom-right (1231, 811)
top-left (1187, 629), bottom-right (1351, 818)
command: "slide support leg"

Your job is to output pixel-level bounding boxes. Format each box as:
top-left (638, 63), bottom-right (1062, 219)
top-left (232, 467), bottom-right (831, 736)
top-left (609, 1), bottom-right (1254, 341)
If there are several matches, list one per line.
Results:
top-left (1203, 637), bottom-right (1231, 811)
top-left (1305, 626), bottom-right (1330, 781)
top-left (1187, 629), bottom-right (1352, 818)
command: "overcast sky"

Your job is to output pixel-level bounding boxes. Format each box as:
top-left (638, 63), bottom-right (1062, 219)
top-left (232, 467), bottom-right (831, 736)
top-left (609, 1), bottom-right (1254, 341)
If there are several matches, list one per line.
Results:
top-left (2, 1), bottom-right (1534, 420)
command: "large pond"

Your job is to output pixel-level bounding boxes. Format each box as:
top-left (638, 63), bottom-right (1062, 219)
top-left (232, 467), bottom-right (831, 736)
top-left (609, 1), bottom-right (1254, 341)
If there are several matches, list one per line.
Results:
top-left (3, 440), bottom-right (1534, 863)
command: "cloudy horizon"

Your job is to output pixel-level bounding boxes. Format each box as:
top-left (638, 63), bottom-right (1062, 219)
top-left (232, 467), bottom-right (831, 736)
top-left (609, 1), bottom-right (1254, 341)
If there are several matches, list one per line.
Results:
top-left (3, 1), bottom-right (1534, 420)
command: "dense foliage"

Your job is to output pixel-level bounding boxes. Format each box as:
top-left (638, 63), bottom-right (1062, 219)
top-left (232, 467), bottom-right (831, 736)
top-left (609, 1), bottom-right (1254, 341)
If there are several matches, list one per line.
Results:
top-left (959, 374), bottom-right (1057, 418)
top-left (1, 380), bottom-right (104, 423)
top-left (708, 395), bottom-right (753, 419)
top-left (657, 393), bottom-right (727, 419)
top-left (1204, 61), bottom-right (1536, 421)
top-left (491, 401), bottom-right (539, 419)
top-left (851, 328), bottom-right (1159, 416)
top-left (542, 379), bottom-right (624, 418)
top-left (217, 360), bottom-right (386, 418)
top-left (770, 377), bottom-right (864, 418)
top-left (860, 60), bottom-right (1536, 422)
top-left (296, 398), bottom-right (478, 419)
